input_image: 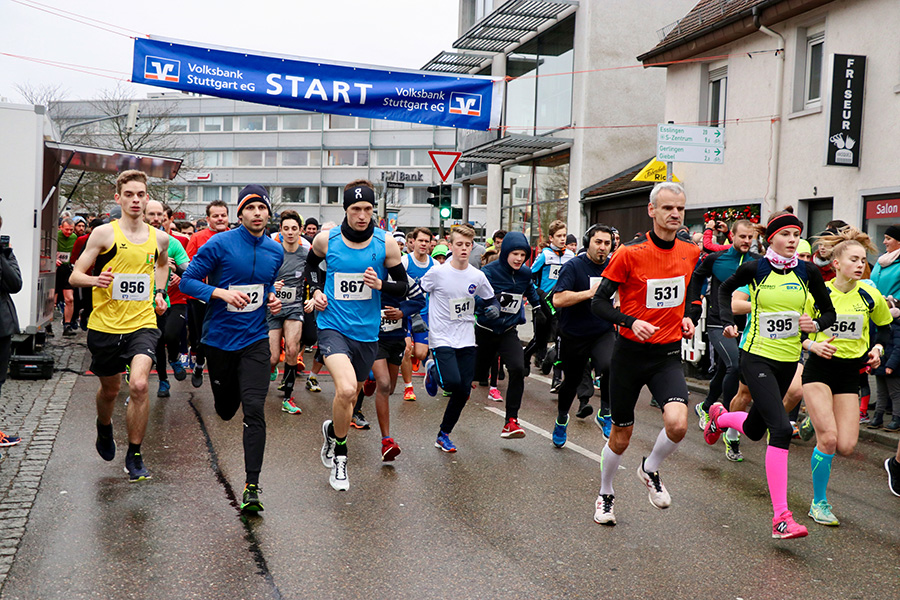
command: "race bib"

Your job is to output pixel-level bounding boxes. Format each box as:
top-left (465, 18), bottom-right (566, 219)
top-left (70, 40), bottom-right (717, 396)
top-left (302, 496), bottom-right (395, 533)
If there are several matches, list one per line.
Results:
top-left (57, 251), bottom-right (71, 264)
top-left (589, 277), bottom-right (603, 289)
top-left (759, 311), bottom-right (799, 339)
top-left (227, 284), bottom-right (264, 313)
top-left (826, 314), bottom-right (864, 340)
top-left (450, 297), bottom-right (474, 320)
top-left (111, 274), bottom-right (151, 301)
top-left (548, 264), bottom-right (562, 281)
top-left (646, 276), bottom-right (685, 309)
top-left (334, 273), bottom-right (371, 301)
top-left (498, 292), bottom-right (523, 315)
top-left (275, 286), bottom-right (296, 304)
top-left (380, 309), bottom-right (402, 332)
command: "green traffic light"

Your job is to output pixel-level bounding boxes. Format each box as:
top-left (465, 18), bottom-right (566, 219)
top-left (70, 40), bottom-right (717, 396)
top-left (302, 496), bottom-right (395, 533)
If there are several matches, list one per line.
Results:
top-left (439, 206), bottom-right (452, 219)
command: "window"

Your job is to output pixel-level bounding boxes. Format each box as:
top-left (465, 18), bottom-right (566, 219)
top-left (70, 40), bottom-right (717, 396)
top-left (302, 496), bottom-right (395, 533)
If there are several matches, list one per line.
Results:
top-left (236, 151), bottom-right (263, 167)
top-left (707, 66), bottom-right (727, 127)
top-left (265, 116), bottom-right (278, 131)
top-left (325, 187), bottom-right (341, 204)
top-left (238, 116), bottom-right (264, 131)
top-left (283, 114), bottom-right (309, 130)
top-left (265, 151), bottom-right (277, 166)
top-left (189, 117), bottom-right (201, 132)
top-left (373, 150), bottom-right (396, 166)
top-left (356, 150), bottom-right (369, 167)
top-left (411, 187), bottom-right (430, 205)
top-left (281, 187), bottom-right (306, 203)
top-left (203, 151), bottom-right (223, 168)
top-left (413, 150), bottom-right (431, 165)
top-left (804, 30), bottom-right (825, 106)
top-left (398, 149), bottom-right (411, 166)
top-left (329, 115), bottom-right (356, 129)
top-left (202, 186), bottom-right (222, 203)
top-left (282, 151), bottom-right (308, 166)
top-left (327, 150), bottom-right (355, 166)
top-left (204, 117), bottom-right (223, 132)
top-left (309, 114), bottom-right (324, 130)
top-left (169, 117), bottom-right (188, 133)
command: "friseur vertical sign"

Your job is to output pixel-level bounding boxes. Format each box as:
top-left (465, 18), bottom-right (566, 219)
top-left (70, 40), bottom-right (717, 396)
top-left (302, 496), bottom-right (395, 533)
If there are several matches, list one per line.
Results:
top-left (132, 36), bottom-right (502, 131)
top-left (826, 54), bottom-right (866, 167)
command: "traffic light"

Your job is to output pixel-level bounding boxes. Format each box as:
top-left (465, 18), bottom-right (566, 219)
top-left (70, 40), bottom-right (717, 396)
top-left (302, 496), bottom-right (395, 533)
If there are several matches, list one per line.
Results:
top-left (427, 184), bottom-right (452, 219)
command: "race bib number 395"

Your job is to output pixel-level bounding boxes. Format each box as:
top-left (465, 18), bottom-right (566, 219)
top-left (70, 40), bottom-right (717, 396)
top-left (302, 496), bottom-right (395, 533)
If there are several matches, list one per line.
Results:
top-left (334, 273), bottom-right (372, 301)
top-left (111, 274), bottom-right (151, 301)
top-left (759, 311), bottom-right (799, 339)
top-left (646, 276), bottom-right (685, 309)
top-left (227, 284), bottom-right (264, 313)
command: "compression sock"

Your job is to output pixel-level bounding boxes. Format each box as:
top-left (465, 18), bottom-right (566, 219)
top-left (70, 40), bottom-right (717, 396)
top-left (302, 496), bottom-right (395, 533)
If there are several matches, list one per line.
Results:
top-left (643, 428), bottom-right (681, 473)
top-left (599, 443), bottom-right (622, 496)
top-left (859, 392), bottom-right (871, 413)
top-left (282, 363), bottom-right (297, 387)
top-left (127, 443), bottom-right (141, 456)
top-left (765, 445), bottom-right (790, 517)
top-left (334, 436), bottom-right (348, 457)
top-left (327, 421), bottom-right (336, 439)
top-left (716, 410), bottom-right (748, 434)
top-left (725, 428), bottom-right (741, 441)
top-left (811, 447), bottom-right (834, 504)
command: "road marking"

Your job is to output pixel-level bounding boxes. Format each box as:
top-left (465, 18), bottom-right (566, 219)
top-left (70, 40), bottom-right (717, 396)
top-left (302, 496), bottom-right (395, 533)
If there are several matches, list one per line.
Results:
top-left (484, 406), bottom-right (603, 464)
top-left (528, 373), bottom-right (552, 385)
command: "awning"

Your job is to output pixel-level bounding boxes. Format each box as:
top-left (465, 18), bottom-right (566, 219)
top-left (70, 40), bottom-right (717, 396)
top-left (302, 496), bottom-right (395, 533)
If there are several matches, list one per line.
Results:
top-left (421, 51), bottom-right (491, 74)
top-left (453, 0), bottom-right (578, 53)
top-left (44, 142), bottom-right (182, 180)
top-left (460, 134), bottom-right (571, 164)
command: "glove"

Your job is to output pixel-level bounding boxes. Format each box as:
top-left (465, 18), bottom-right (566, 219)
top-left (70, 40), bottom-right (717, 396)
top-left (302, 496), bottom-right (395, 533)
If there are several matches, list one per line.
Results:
top-left (484, 305), bottom-right (500, 320)
top-left (409, 312), bottom-right (428, 333)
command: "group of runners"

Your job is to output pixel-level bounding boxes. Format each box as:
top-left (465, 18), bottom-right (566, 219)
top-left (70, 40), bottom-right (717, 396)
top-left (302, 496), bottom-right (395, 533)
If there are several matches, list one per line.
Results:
top-left (68, 171), bottom-right (900, 537)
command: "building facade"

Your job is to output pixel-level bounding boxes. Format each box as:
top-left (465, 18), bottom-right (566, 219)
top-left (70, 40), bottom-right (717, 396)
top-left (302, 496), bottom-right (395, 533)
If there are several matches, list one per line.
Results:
top-left (638, 0), bottom-right (900, 249)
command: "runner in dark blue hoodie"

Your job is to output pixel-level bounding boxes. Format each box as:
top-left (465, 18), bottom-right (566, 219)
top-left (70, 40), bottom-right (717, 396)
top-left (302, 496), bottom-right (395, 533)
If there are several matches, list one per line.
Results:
top-left (475, 232), bottom-right (548, 438)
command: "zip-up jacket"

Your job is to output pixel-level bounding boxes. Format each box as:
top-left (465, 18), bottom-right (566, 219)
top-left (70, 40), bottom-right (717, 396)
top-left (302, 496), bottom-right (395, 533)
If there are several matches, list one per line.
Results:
top-left (476, 231), bottom-right (542, 334)
top-left (687, 246), bottom-right (759, 328)
top-left (181, 225), bottom-right (283, 351)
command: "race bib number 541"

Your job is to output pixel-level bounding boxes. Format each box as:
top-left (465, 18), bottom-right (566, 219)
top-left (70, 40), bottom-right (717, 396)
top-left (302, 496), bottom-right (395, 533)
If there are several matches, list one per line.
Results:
top-left (450, 297), bottom-right (474, 320)
top-left (646, 276), bottom-right (685, 309)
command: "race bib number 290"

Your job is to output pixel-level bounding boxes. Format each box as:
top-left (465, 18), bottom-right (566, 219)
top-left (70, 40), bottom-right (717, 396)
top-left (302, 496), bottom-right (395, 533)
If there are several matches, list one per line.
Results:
top-left (646, 276), bottom-right (685, 309)
top-left (111, 274), bottom-right (151, 301)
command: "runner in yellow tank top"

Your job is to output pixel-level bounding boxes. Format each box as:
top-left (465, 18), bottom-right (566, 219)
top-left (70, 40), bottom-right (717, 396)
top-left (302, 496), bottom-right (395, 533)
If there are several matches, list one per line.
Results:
top-left (70, 170), bottom-right (170, 483)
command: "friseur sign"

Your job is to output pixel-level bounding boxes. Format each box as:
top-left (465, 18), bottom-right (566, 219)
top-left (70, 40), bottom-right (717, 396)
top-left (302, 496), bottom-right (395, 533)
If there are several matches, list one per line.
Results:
top-left (133, 36), bottom-right (502, 131)
top-left (826, 54), bottom-right (866, 167)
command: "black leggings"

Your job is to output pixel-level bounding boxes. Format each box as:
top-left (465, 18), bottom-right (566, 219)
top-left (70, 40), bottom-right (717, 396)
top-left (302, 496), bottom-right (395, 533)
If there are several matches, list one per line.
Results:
top-left (433, 346), bottom-right (477, 434)
top-left (558, 331), bottom-right (614, 421)
top-left (187, 299), bottom-right (207, 366)
top-left (155, 304), bottom-right (187, 382)
top-left (474, 327), bottom-right (526, 420)
top-left (739, 351), bottom-right (797, 450)
top-left (524, 308), bottom-right (557, 363)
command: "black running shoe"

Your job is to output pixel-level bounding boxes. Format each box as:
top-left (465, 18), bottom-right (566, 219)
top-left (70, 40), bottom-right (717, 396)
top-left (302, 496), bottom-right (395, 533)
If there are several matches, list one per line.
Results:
top-left (549, 376), bottom-right (562, 394)
top-left (95, 423), bottom-right (116, 462)
top-left (241, 484), bottom-right (264, 512)
top-left (576, 401), bottom-right (593, 419)
top-left (191, 365), bottom-right (203, 388)
top-left (124, 451), bottom-right (151, 482)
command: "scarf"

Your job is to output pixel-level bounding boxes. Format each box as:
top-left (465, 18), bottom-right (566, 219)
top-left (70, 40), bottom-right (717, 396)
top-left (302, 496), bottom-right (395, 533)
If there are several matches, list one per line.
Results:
top-left (765, 246), bottom-right (798, 270)
top-left (878, 248), bottom-right (900, 268)
top-left (340, 217), bottom-right (375, 243)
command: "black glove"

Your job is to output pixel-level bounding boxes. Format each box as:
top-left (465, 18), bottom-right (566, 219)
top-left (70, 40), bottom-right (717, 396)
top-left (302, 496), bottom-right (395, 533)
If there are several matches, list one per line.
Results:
top-left (409, 312), bottom-right (428, 333)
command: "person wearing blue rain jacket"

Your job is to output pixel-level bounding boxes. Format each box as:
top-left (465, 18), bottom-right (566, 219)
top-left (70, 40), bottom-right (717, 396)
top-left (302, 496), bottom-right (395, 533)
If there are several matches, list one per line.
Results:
top-left (474, 231), bottom-right (549, 439)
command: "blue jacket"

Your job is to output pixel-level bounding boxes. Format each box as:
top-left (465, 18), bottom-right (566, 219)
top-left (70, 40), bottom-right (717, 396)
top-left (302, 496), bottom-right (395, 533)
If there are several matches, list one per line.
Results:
top-left (181, 225), bottom-right (284, 351)
top-left (476, 232), bottom-right (541, 334)
top-left (872, 257), bottom-right (900, 299)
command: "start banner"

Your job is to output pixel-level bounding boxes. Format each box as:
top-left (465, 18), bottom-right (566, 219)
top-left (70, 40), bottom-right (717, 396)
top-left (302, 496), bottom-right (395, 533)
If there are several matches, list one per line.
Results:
top-left (132, 37), bottom-right (502, 131)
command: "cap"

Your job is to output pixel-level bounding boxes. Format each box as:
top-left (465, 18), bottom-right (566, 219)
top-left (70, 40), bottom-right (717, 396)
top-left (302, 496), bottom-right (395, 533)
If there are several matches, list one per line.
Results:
top-left (431, 244), bottom-right (449, 258)
top-left (237, 184), bottom-right (272, 216)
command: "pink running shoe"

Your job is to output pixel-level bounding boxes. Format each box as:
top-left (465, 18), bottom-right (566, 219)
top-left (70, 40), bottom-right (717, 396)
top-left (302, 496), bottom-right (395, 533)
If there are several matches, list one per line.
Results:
top-left (704, 402), bottom-right (727, 445)
top-left (488, 387), bottom-right (503, 402)
top-left (772, 510), bottom-right (808, 539)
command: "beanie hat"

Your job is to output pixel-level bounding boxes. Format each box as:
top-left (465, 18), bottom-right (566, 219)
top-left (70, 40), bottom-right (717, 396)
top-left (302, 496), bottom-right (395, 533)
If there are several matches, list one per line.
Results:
top-left (565, 233), bottom-right (577, 246)
top-left (885, 225), bottom-right (900, 242)
top-left (305, 217), bottom-right (319, 228)
top-left (237, 184), bottom-right (272, 216)
top-left (797, 239), bottom-right (811, 255)
top-left (392, 231), bottom-right (406, 242)
top-left (343, 185), bottom-right (376, 210)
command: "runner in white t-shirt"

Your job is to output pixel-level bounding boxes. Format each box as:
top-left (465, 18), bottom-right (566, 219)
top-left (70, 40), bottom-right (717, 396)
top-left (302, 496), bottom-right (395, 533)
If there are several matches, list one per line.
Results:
top-left (420, 224), bottom-right (498, 452)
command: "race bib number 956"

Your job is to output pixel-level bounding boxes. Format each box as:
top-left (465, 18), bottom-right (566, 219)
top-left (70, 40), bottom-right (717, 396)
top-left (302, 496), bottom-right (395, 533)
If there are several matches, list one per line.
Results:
top-left (111, 274), bottom-right (151, 302)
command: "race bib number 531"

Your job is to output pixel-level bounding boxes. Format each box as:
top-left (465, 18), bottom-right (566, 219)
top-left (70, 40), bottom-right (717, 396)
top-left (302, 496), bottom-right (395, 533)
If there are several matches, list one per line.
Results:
top-left (646, 276), bottom-right (685, 309)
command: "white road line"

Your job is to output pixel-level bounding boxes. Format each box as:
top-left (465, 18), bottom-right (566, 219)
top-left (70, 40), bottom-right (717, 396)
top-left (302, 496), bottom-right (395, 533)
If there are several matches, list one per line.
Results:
top-left (528, 373), bottom-right (552, 385)
top-left (483, 406), bottom-right (603, 464)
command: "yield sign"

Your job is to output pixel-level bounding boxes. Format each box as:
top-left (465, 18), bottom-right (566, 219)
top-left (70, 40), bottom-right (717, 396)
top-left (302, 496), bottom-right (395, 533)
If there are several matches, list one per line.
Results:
top-left (429, 150), bottom-right (462, 182)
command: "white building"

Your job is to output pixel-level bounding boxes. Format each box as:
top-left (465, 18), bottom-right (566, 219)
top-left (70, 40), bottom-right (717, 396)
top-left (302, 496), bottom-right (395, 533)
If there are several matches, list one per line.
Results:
top-left (638, 0), bottom-right (900, 247)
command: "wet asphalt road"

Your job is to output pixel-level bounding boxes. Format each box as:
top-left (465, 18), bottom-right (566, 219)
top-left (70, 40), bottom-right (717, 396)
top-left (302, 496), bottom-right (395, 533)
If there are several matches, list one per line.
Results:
top-left (3, 359), bottom-right (899, 600)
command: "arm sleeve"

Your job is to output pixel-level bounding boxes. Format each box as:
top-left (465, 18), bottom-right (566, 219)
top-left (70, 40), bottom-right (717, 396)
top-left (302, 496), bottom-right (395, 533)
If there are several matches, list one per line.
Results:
top-left (718, 260), bottom-right (759, 327)
top-left (302, 250), bottom-right (326, 292)
top-left (380, 263), bottom-right (409, 298)
top-left (686, 253), bottom-right (716, 324)
top-left (179, 241), bottom-right (218, 302)
top-left (806, 266), bottom-right (836, 332)
top-left (591, 278), bottom-right (636, 329)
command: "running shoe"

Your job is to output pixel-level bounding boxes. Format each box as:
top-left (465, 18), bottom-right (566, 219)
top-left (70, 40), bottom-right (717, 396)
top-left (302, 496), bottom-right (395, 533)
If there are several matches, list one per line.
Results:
top-left (772, 510), bottom-right (808, 539)
top-left (424, 359), bottom-right (438, 397)
top-left (330, 455), bottom-right (349, 491)
top-left (411, 357), bottom-right (420, 372)
top-left (549, 376), bottom-right (561, 394)
top-left (576, 401), bottom-right (593, 419)
top-left (859, 413), bottom-right (870, 425)
top-left (500, 418), bottom-right (525, 439)
top-left (320, 420), bottom-right (335, 468)
top-left (704, 402), bottom-right (727, 445)
top-left (191, 365), bottom-right (203, 388)
top-left (808, 500), bottom-right (839, 526)
top-left (593, 494), bottom-right (616, 526)
top-left (124, 365), bottom-right (131, 385)
top-left (723, 435), bottom-right (743, 462)
top-left (594, 412), bottom-right (612, 440)
top-left (281, 398), bottom-right (302, 414)
top-left (124, 451), bottom-right (151, 483)
top-left (551, 417), bottom-right (568, 448)
top-left (240, 484), bottom-right (264, 512)
top-left (381, 437), bottom-right (402, 461)
top-left (362, 374), bottom-right (376, 397)
top-left (790, 421), bottom-right (800, 438)
top-left (798, 417), bottom-right (815, 441)
top-left (434, 431), bottom-right (457, 453)
top-left (403, 386), bottom-right (417, 402)
top-left (157, 380), bottom-right (170, 398)
top-left (306, 375), bottom-right (321, 393)
top-left (170, 360), bottom-right (187, 382)
top-left (351, 412), bottom-right (370, 430)
top-left (270, 365), bottom-right (278, 382)
top-left (637, 458), bottom-right (671, 509)
top-left (96, 423), bottom-right (116, 462)
top-left (593, 377), bottom-right (602, 390)
top-left (62, 324), bottom-right (76, 337)
top-left (488, 387), bottom-right (503, 402)
top-left (885, 457), bottom-right (900, 497)
top-left (0, 432), bottom-right (21, 447)
top-left (442, 390), bottom-right (451, 397)
top-left (695, 403), bottom-right (709, 430)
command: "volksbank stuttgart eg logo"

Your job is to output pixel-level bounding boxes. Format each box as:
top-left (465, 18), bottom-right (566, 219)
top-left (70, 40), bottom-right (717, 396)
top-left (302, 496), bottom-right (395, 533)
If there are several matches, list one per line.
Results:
top-left (449, 92), bottom-right (482, 117)
top-left (144, 56), bottom-right (181, 82)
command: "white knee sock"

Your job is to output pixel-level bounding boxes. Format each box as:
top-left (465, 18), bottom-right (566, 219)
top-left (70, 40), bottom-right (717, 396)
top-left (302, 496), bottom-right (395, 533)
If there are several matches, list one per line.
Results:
top-left (599, 443), bottom-right (622, 495)
top-left (643, 429), bottom-right (680, 473)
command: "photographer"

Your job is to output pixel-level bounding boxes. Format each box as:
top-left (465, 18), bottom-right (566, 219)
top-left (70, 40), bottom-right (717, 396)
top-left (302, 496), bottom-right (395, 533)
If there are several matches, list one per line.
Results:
top-left (0, 216), bottom-right (23, 449)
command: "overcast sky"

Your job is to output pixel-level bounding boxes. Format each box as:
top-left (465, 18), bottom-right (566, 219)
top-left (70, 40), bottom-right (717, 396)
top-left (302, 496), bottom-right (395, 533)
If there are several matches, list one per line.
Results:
top-left (0, 0), bottom-right (460, 103)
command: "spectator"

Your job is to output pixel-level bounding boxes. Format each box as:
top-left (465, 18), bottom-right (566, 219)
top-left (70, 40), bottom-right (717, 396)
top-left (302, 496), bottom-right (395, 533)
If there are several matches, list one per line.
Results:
top-left (872, 224), bottom-right (900, 299)
top-left (870, 298), bottom-right (900, 430)
top-left (566, 234), bottom-right (578, 254)
top-left (0, 215), bottom-right (23, 450)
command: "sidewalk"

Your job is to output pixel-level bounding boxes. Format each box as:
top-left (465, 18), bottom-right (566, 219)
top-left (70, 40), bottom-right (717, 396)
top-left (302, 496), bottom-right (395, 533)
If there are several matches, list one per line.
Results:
top-left (0, 334), bottom-right (87, 587)
top-left (685, 376), bottom-right (900, 449)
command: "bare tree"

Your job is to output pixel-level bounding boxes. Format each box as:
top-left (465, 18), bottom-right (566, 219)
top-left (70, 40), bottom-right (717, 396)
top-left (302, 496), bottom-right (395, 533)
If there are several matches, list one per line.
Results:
top-left (14, 82), bottom-right (72, 122)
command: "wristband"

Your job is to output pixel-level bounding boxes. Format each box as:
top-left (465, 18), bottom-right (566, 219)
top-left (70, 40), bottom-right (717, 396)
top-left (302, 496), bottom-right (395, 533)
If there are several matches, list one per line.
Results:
top-left (156, 289), bottom-right (167, 300)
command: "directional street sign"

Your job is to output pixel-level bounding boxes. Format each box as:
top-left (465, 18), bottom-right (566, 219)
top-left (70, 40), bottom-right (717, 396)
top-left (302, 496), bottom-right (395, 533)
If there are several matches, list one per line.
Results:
top-left (656, 124), bottom-right (724, 165)
top-left (429, 150), bottom-right (462, 182)
top-left (385, 181), bottom-right (405, 189)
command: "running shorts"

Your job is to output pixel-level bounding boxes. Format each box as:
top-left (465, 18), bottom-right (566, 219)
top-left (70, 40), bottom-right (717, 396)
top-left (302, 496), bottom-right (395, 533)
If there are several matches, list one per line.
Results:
top-left (609, 337), bottom-right (688, 427)
top-left (318, 328), bottom-right (378, 382)
top-left (376, 337), bottom-right (407, 366)
top-left (266, 304), bottom-right (304, 330)
top-left (87, 327), bottom-right (160, 377)
top-left (802, 353), bottom-right (866, 395)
